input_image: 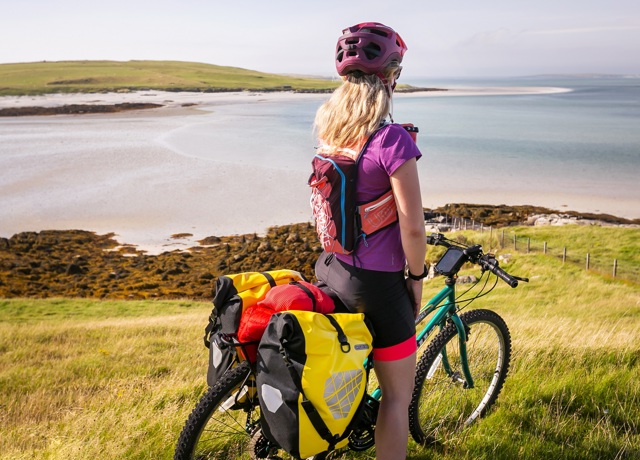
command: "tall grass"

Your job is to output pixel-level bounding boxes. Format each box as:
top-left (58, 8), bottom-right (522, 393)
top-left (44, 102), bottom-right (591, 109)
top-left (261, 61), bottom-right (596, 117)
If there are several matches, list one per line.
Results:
top-left (1, 226), bottom-right (638, 459)
top-left (0, 299), bottom-right (210, 460)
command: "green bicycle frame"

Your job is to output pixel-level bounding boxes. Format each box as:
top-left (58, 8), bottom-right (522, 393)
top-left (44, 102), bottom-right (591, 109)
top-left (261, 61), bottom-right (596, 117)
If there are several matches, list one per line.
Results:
top-left (370, 280), bottom-right (474, 400)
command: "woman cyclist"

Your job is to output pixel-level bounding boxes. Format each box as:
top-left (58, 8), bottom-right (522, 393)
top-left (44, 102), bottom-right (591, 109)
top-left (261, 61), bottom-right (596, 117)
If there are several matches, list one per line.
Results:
top-left (314, 22), bottom-right (426, 460)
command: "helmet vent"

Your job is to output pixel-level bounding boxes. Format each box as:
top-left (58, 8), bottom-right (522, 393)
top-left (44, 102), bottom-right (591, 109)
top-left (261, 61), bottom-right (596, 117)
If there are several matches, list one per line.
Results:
top-left (363, 28), bottom-right (388, 38)
top-left (334, 22), bottom-right (406, 76)
top-left (363, 43), bottom-right (381, 60)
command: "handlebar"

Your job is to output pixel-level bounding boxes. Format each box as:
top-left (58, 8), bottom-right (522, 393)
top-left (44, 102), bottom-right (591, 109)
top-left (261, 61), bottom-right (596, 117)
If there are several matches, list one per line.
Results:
top-left (478, 254), bottom-right (520, 288)
top-left (426, 233), bottom-right (448, 247)
top-left (426, 233), bottom-right (529, 288)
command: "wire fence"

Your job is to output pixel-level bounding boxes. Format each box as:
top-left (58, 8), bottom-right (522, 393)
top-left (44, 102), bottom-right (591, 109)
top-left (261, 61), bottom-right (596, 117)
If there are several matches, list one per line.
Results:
top-left (425, 213), bottom-right (640, 284)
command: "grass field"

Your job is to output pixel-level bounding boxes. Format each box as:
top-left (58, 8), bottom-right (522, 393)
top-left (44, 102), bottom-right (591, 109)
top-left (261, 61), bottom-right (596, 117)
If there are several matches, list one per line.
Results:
top-left (0, 226), bottom-right (638, 459)
top-left (0, 60), bottom-right (339, 96)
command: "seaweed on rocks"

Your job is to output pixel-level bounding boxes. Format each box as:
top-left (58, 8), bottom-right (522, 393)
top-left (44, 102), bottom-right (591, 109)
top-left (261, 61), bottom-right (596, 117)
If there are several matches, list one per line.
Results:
top-left (0, 224), bottom-right (321, 300)
top-left (1, 205), bottom-right (636, 300)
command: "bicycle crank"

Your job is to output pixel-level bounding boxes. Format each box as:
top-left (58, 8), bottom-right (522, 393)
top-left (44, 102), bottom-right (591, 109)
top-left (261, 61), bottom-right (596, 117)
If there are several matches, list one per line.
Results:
top-left (249, 427), bottom-right (281, 460)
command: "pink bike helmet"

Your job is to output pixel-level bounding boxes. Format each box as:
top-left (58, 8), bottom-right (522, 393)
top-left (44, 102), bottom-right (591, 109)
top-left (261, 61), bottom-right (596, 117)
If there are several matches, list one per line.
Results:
top-left (335, 22), bottom-right (407, 76)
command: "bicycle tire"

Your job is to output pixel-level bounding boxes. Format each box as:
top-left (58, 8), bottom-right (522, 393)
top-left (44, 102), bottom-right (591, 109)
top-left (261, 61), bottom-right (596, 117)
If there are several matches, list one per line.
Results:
top-left (174, 361), bottom-right (331, 460)
top-left (409, 309), bottom-right (511, 445)
top-left (175, 360), bottom-right (266, 460)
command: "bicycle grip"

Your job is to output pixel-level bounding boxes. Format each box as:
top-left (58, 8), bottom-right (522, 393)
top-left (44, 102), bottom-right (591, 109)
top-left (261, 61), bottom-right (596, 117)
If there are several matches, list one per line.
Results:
top-left (481, 256), bottom-right (519, 288)
top-left (494, 267), bottom-right (519, 288)
top-left (426, 233), bottom-right (448, 247)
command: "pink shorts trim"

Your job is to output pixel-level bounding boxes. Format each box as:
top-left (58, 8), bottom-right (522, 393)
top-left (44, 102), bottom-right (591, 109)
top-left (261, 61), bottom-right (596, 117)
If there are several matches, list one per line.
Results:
top-left (373, 334), bottom-right (417, 362)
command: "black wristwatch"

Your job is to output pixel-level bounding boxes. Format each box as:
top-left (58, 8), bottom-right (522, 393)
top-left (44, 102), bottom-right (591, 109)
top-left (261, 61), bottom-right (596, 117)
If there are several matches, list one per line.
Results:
top-left (407, 264), bottom-right (428, 281)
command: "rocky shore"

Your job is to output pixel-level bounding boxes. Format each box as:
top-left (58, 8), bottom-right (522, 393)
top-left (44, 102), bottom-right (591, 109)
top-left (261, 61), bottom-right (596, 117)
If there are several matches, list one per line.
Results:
top-left (0, 86), bottom-right (443, 117)
top-left (1, 204), bottom-right (636, 300)
top-left (0, 102), bottom-right (163, 117)
top-left (429, 203), bottom-right (640, 227)
top-left (0, 223), bottom-right (321, 300)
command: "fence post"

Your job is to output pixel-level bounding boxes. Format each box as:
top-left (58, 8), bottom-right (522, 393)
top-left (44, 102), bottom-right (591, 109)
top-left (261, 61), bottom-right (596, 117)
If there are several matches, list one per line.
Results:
top-left (513, 234), bottom-right (517, 251)
top-left (586, 253), bottom-right (590, 270)
top-left (527, 238), bottom-right (531, 254)
top-left (501, 230), bottom-right (505, 248)
top-left (543, 241), bottom-right (547, 254)
top-left (563, 247), bottom-right (567, 264)
top-left (613, 259), bottom-right (618, 278)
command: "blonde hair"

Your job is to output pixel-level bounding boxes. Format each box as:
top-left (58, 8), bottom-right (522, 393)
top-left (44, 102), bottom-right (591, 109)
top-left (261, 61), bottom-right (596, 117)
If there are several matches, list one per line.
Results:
top-left (314, 64), bottom-right (399, 151)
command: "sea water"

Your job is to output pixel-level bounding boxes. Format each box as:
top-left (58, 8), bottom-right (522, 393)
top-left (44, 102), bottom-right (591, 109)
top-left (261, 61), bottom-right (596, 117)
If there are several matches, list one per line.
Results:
top-left (162, 77), bottom-right (640, 216)
top-left (2, 77), bottom-right (638, 249)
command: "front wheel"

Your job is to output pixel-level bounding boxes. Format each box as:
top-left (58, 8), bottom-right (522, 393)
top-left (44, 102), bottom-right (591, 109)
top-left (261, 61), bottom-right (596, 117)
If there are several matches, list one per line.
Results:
top-left (409, 309), bottom-right (511, 445)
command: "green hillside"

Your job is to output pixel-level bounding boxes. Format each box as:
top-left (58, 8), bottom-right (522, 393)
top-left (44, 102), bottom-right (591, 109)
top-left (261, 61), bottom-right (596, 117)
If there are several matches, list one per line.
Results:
top-left (0, 225), bottom-right (638, 459)
top-left (0, 60), bottom-right (339, 96)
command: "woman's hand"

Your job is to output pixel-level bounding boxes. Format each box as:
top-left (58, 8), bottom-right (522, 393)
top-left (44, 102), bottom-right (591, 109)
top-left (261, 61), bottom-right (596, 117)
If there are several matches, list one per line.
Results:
top-left (406, 277), bottom-right (423, 318)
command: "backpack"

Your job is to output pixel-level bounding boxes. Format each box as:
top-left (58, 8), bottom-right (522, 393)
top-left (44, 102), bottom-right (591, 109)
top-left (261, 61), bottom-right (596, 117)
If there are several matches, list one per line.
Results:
top-left (204, 270), bottom-right (303, 386)
top-left (309, 123), bottom-right (419, 255)
top-left (256, 310), bottom-right (374, 459)
top-left (309, 125), bottom-right (400, 255)
top-left (237, 280), bottom-right (335, 363)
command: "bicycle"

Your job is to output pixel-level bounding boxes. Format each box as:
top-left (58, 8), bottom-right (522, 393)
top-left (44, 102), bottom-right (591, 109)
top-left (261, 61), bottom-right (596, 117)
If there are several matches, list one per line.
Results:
top-left (174, 233), bottom-right (528, 459)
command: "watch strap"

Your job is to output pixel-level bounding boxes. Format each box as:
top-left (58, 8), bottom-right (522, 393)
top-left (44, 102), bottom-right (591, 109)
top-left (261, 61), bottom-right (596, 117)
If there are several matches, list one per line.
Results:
top-left (407, 264), bottom-right (428, 281)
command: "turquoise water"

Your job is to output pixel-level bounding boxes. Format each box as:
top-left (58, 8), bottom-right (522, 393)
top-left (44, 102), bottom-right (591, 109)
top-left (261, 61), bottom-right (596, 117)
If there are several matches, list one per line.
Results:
top-left (403, 78), bottom-right (640, 197)
top-left (163, 77), bottom-right (640, 216)
top-left (1, 78), bottom-right (637, 248)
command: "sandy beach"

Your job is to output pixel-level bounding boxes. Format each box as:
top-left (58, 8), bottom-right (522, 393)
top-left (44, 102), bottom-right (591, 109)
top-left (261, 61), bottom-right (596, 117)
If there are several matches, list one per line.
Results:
top-left (0, 85), bottom-right (572, 109)
top-left (1, 86), bottom-right (636, 254)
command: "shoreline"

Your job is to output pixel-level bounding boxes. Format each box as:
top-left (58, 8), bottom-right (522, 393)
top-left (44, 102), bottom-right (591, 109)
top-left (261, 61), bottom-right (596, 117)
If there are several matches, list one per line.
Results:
top-left (0, 85), bottom-right (572, 112)
top-left (2, 201), bottom-right (637, 256)
top-left (1, 207), bottom-right (637, 299)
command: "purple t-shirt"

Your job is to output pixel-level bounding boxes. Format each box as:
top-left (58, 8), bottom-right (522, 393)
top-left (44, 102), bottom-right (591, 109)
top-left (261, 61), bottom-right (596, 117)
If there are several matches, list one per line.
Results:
top-left (335, 123), bottom-right (422, 272)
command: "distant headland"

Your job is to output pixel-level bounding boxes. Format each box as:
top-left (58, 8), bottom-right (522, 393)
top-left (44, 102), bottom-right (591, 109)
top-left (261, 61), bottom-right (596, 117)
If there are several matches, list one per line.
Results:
top-left (0, 60), bottom-right (442, 98)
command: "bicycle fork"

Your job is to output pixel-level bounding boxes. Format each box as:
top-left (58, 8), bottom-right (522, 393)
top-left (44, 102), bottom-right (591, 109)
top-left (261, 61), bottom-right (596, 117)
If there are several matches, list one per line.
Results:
top-left (442, 314), bottom-right (474, 389)
top-left (420, 279), bottom-right (475, 389)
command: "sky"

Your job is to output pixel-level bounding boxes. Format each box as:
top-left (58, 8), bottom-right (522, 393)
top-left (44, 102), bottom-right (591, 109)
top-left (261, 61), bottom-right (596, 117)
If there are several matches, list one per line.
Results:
top-left (1, 0), bottom-right (639, 77)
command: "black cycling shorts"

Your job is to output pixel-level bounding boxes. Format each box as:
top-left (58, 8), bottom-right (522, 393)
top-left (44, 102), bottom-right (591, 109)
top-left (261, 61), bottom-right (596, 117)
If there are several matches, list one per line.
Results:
top-left (315, 252), bottom-right (416, 360)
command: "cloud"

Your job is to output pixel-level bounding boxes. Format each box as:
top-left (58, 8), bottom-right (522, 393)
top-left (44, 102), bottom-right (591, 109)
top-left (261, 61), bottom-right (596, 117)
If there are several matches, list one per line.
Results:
top-left (456, 28), bottom-right (520, 49)
top-left (456, 24), bottom-right (640, 50)
top-left (524, 25), bottom-right (640, 36)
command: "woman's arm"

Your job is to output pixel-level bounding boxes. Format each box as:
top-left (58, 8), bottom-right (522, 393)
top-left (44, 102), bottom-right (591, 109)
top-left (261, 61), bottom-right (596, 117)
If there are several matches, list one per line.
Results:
top-left (390, 158), bottom-right (426, 316)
